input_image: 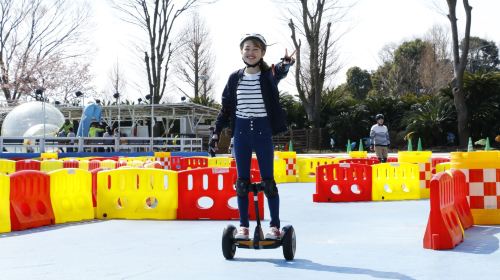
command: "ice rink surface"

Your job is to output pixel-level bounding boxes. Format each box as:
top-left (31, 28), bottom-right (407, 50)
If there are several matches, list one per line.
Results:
top-left (1, 182), bottom-right (499, 280)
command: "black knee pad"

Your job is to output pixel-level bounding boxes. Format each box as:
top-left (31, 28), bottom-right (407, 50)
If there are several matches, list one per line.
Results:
top-left (236, 178), bottom-right (250, 197)
top-left (261, 179), bottom-right (278, 198)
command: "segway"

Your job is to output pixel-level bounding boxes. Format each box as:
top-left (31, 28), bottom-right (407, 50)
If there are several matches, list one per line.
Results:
top-left (222, 182), bottom-right (296, 260)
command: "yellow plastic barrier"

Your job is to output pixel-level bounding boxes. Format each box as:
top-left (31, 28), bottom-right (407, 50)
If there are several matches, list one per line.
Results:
top-left (41, 160), bottom-right (64, 172)
top-left (49, 169), bottom-right (94, 224)
top-left (436, 162), bottom-right (451, 173)
top-left (275, 151), bottom-right (297, 182)
top-left (451, 151), bottom-right (500, 224)
top-left (274, 158), bottom-right (287, 183)
top-left (100, 159), bottom-right (117, 169)
top-left (372, 162), bottom-right (421, 201)
top-left (0, 174), bottom-right (10, 233)
top-left (348, 151), bottom-right (368, 158)
top-left (128, 160), bottom-right (145, 168)
top-left (96, 168), bottom-right (178, 220)
top-left (297, 157), bottom-right (336, 183)
top-left (398, 151), bottom-right (433, 199)
top-left (79, 159), bottom-right (90, 170)
top-left (41, 152), bottom-right (58, 160)
top-left (0, 159), bottom-right (16, 175)
top-left (154, 152), bottom-right (170, 158)
top-left (207, 157), bottom-right (233, 168)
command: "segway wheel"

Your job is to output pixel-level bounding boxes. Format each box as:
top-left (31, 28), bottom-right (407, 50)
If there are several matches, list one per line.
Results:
top-left (281, 225), bottom-right (296, 261)
top-left (222, 225), bottom-right (237, 260)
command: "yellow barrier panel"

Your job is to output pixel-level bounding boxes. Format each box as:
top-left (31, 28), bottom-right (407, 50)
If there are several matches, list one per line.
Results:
top-left (348, 151), bottom-right (368, 158)
top-left (79, 159), bottom-right (90, 170)
top-left (208, 157), bottom-right (233, 168)
top-left (41, 160), bottom-right (64, 172)
top-left (275, 151), bottom-right (297, 182)
top-left (436, 162), bottom-right (451, 173)
top-left (274, 158), bottom-right (287, 183)
top-left (0, 174), bottom-right (10, 233)
top-left (451, 151), bottom-right (500, 224)
top-left (41, 152), bottom-right (58, 160)
top-left (154, 152), bottom-right (170, 158)
top-left (96, 168), bottom-right (178, 220)
top-left (100, 159), bottom-right (117, 169)
top-left (48, 168), bottom-right (94, 224)
top-left (128, 160), bottom-right (145, 168)
top-left (398, 151), bottom-right (433, 199)
top-left (372, 162), bottom-right (421, 201)
top-left (0, 159), bottom-right (16, 175)
top-left (297, 157), bottom-right (336, 183)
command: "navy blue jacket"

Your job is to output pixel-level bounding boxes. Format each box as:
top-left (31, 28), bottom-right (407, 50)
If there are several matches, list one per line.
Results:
top-left (215, 62), bottom-right (291, 137)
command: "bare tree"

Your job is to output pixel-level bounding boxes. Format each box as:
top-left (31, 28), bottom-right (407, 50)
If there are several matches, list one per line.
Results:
top-left (0, 0), bottom-right (89, 103)
top-left (175, 11), bottom-right (215, 106)
top-left (108, 61), bottom-right (127, 101)
top-left (446, 0), bottom-right (472, 146)
top-left (114, 0), bottom-right (198, 104)
top-left (420, 25), bottom-right (453, 94)
top-left (287, 0), bottom-right (348, 127)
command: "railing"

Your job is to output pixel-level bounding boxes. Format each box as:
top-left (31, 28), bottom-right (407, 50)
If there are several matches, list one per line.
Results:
top-left (0, 136), bottom-right (203, 153)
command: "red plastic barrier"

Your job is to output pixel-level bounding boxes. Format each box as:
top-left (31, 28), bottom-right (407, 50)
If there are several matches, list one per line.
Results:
top-left (63, 159), bottom-right (79, 168)
top-left (451, 170), bottom-right (474, 229)
top-left (339, 158), bottom-right (379, 165)
top-left (9, 170), bottom-right (54, 230)
top-left (313, 163), bottom-right (372, 202)
top-left (177, 167), bottom-right (264, 220)
top-left (179, 156), bottom-right (208, 170)
top-left (88, 160), bottom-right (101, 170)
top-left (115, 160), bottom-right (127, 168)
top-left (169, 156), bottom-right (182, 171)
top-left (431, 157), bottom-right (450, 174)
top-left (230, 158), bottom-right (260, 171)
top-left (15, 159), bottom-right (41, 171)
top-left (423, 172), bottom-right (464, 250)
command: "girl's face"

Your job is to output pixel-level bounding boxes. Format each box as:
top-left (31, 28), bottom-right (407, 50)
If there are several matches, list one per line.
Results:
top-left (377, 119), bottom-right (384, 125)
top-left (241, 40), bottom-right (265, 66)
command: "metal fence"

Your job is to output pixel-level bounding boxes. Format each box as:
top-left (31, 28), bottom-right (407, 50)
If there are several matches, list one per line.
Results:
top-left (0, 136), bottom-right (203, 153)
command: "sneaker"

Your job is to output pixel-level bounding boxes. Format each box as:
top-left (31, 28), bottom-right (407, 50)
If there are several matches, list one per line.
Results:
top-left (235, 227), bottom-right (249, 239)
top-left (265, 227), bottom-right (281, 240)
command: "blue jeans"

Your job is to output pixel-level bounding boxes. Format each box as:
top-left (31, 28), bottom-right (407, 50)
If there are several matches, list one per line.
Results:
top-left (234, 117), bottom-right (280, 229)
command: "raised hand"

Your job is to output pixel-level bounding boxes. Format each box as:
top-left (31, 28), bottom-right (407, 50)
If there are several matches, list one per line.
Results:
top-left (282, 48), bottom-right (296, 65)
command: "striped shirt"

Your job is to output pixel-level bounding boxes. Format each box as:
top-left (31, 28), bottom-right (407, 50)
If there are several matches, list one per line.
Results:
top-left (236, 71), bottom-right (267, 118)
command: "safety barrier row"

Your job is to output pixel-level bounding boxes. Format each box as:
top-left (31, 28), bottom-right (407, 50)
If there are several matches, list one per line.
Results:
top-left (314, 162), bottom-right (426, 202)
top-left (423, 170), bottom-right (473, 250)
top-left (0, 166), bottom-right (270, 233)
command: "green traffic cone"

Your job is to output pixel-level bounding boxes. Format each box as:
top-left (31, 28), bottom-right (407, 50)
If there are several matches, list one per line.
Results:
top-left (289, 140), bottom-right (294, 152)
top-left (407, 138), bottom-right (413, 151)
top-left (347, 139), bottom-right (352, 153)
top-left (359, 139), bottom-right (364, 151)
top-left (417, 138), bottom-right (423, 151)
top-left (485, 137), bottom-right (491, 151)
top-left (467, 137), bottom-right (473, 152)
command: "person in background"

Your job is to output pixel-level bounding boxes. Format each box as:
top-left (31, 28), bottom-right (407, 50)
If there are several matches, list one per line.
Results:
top-left (66, 127), bottom-right (76, 152)
top-left (370, 114), bottom-right (390, 163)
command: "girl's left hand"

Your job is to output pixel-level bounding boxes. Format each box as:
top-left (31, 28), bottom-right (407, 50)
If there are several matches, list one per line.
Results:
top-left (282, 48), bottom-right (296, 65)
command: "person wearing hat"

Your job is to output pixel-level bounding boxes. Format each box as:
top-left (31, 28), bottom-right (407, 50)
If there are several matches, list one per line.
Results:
top-left (209, 33), bottom-right (295, 240)
top-left (370, 114), bottom-right (390, 163)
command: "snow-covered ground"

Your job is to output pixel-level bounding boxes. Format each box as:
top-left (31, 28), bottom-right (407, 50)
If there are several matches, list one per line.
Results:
top-left (1, 182), bottom-right (499, 280)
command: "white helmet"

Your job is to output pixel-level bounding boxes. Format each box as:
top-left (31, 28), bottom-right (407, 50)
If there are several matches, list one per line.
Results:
top-left (240, 33), bottom-right (267, 50)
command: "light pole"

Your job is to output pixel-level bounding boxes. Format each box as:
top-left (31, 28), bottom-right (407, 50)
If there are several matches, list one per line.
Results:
top-left (113, 92), bottom-right (120, 135)
top-left (36, 89), bottom-right (45, 152)
top-left (146, 94), bottom-right (154, 150)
